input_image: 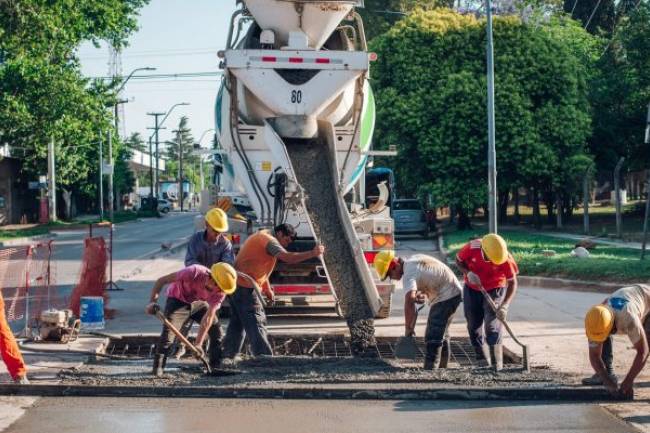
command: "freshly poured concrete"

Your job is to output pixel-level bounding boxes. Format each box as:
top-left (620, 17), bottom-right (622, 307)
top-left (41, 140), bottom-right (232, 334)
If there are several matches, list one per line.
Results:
top-left (5, 398), bottom-right (637, 433)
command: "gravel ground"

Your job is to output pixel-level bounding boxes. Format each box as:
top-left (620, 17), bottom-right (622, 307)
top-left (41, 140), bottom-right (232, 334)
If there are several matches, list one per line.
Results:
top-left (286, 139), bottom-right (376, 355)
top-left (60, 356), bottom-right (575, 389)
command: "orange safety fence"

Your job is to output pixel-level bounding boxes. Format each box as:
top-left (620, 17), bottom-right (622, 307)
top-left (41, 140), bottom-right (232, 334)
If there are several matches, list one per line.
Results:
top-left (0, 242), bottom-right (62, 334)
top-left (68, 237), bottom-right (112, 318)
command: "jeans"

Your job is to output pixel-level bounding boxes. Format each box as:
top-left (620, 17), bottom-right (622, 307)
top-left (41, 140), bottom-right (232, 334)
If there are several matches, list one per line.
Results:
top-left (222, 285), bottom-right (273, 358)
top-left (424, 294), bottom-right (462, 346)
top-left (155, 297), bottom-right (223, 366)
top-left (463, 284), bottom-right (506, 347)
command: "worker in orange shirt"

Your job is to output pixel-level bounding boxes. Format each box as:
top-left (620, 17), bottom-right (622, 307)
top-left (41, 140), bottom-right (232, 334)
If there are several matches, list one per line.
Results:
top-left (222, 224), bottom-right (324, 359)
top-left (0, 294), bottom-right (28, 383)
top-left (456, 233), bottom-right (519, 369)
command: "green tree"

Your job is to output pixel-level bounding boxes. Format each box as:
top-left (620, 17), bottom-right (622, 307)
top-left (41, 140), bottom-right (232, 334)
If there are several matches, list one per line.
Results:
top-left (371, 9), bottom-right (594, 228)
top-left (590, 1), bottom-right (650, 175)
top-left (358, 0), bottom-right (452, 41)
top-left (0, 0), bottom-right (148, 218)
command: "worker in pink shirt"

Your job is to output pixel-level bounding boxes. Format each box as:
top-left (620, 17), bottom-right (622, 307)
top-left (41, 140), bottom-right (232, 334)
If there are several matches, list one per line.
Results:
top-left (145, 262), bottom-right (237, 376)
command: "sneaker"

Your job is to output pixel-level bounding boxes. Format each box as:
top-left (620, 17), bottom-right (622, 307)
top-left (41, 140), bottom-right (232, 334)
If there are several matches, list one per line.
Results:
top-left (582, 373), bottom-right (618, 386)
top-left (14, 375), bottom-right (29, 385)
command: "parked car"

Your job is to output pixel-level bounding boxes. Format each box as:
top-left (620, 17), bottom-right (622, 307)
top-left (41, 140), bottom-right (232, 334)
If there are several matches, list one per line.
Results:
top-left (157, 199), bottom-right (171, 214)
top-left (392, 199), bottom-right (428, 238)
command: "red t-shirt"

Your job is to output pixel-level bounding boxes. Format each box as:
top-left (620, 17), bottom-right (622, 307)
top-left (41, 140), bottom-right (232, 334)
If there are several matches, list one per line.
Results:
top-left (456, 239), bottom-right (519, 291)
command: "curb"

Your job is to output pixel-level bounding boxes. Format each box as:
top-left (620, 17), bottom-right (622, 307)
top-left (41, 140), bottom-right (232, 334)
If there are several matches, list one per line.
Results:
top-left (0, 233), bottom-right (55, 248)
top-left (0, 383), bottom-right (631, 401)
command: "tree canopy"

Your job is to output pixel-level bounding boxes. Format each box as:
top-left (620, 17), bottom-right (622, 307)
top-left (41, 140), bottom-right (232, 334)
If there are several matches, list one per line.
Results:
top-left (370, 9), bottom-right (596, 226)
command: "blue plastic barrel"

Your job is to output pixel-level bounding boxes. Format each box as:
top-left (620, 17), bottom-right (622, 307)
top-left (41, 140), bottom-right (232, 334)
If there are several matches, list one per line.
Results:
top-left (80, 296), bottom-right (105, 330)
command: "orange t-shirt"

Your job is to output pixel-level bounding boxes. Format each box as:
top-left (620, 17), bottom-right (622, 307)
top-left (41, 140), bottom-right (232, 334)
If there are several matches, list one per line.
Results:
top-left (234, 230), bottom-right (277, 289)
top-left (456, 238), bottom-right (518, 291)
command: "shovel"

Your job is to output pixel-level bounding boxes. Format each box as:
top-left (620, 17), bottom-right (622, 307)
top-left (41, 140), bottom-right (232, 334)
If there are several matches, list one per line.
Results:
top-left (394, 304), bottom-right (426, 359)
top-left (151, 304), bottom-right (213, 374)
top-left (477, 285), bottom-right (530, 372)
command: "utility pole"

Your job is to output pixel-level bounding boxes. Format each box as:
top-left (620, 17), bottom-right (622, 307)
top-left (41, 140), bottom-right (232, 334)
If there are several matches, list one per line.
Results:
top-left (47, 137), bottom-right (57, 222)
top-left (99, 133), bottom-right (104, 220)
top-left (174, 128), bottom-right (186, 212)
top-left (486, 0), bottom-right (498, 234)
top-left (147, 112), bottom-right (165, 198)
top-left (108, 129), bottom-right (114, 223)
top-left (641, 103), bottom-right (650, 259)
top-left (148, 136), bottom-right (154, 202)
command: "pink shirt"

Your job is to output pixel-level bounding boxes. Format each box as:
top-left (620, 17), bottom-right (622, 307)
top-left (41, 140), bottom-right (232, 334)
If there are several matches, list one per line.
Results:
top-left (166, 265), bottom-right (225, 308)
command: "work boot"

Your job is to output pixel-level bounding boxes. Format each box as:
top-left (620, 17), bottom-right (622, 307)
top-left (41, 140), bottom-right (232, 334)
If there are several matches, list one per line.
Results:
top-left (152, 354), bottom-right (166, 377)
top-left (582, 373), bottom-right (619, 386)
top-left (489, 344), bottom-right (503, 372)
top-left (423, 343), bottom-right (443, 370)
top-left (439, 339), bottom-right (451, 368)
top-left (474, 345), bottom-right (491, 367)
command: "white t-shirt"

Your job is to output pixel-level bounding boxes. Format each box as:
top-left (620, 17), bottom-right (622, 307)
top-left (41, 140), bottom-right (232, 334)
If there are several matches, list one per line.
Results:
top-left (401, 254), bottom-right (462, 305)
top-left (608, 284), bottom-right (650, 345)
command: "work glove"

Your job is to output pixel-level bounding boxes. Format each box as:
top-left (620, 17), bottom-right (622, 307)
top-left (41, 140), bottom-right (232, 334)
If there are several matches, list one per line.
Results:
top-left (414, 291), bottom-right (426, 305)
top-left (313, 244), bottom-right (325, 257)
top-left (466, 271), bottom-right (481, 287)
top-left (496, 303), bottom-right (509, 321)
top-left (145, 302), bottom-right (159, 315)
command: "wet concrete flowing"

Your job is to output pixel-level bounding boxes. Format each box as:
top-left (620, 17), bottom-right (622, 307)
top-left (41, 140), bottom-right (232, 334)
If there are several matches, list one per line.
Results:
top-left (286, 139), bottom-right (376, 355)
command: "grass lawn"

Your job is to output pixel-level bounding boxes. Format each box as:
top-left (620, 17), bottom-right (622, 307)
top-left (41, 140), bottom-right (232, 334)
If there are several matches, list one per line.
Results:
top-left (444, 228), bottom-right (650, 283)
top-left (0, 210), bottom-right (157, 241)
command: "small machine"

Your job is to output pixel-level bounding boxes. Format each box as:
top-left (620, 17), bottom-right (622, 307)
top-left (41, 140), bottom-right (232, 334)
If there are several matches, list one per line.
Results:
top-left (37, 309), bottom-right (80, 343)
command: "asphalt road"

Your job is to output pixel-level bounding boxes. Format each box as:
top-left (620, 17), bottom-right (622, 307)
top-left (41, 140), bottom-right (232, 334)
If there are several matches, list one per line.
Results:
top-left (5, 398), bottom-right (636, 433)
top-left (49, 211), bottom-right (198, 285)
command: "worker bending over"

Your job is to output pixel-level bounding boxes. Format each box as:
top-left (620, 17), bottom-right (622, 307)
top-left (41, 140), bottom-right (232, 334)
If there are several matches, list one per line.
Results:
top-left (223, 224), bottom-right (324, 359)
top-left (374, 251), bottom-right (462, 369)
top-left (174, 208), bottom-right (234, 358)
top-left (145, 262), bottom-right (237, 376)
top-left (456, 234), bottom-right (519, 368)
top-left (584, 284), bottom-right (650, 399)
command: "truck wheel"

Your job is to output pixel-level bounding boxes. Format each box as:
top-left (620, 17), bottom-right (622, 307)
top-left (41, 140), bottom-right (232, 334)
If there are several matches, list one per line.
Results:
top-left (375, 292), bottom-right (392, 319)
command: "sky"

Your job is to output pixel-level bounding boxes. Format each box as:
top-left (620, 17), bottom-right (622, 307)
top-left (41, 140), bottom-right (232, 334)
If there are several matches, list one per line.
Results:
top-left (78, 0), bottom-right (236, 150)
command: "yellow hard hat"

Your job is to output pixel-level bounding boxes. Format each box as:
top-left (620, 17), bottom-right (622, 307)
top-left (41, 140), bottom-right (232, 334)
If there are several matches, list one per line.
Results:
top-left (585, 305), bottom-right (614, 342)
top-left (373, 250), bottom-right (396, 280)
top-left (205, 207), bottom-right (229, 232)
top-left (210, 262), bottom-right (237, 295)
top-left (481, 233), bottom-right (508, 265)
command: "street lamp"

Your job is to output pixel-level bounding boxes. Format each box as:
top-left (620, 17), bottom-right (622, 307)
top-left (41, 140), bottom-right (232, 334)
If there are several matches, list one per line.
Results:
top-left (195, 128), bottom-right (215, 191)
top-left (486, 0), bottom-right (497, 234)
top-left (147, 102), bottom-right (190, 198)
top-left (114, 67), bottom-right (156, 133)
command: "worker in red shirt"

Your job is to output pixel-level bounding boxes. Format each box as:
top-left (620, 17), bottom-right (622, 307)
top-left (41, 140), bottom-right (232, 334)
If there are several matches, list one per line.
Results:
top-left (456, 233), bottom-right (519, 369)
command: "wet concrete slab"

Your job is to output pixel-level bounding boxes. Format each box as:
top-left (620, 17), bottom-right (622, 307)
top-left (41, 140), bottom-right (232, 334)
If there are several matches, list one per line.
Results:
top-left (5, 398), bottom-right (638, 433)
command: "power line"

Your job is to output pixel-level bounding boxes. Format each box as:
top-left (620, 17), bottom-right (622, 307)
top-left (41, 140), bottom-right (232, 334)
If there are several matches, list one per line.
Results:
top-left (89, 71), bottom-right (223, 80)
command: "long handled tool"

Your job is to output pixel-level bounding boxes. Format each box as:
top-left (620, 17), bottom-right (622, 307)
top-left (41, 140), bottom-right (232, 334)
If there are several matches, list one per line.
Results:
top-left (394, 304), bottom-right (426, 359)
top-left (478, 286), bottom-right (530, 372)
top-left (151, 304), bottom-right (212, 374)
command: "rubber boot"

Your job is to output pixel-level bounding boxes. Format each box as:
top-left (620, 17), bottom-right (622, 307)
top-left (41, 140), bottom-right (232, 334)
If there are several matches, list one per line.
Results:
top-left (474, 345), bottom-right (491, 367)
top-left (152, 354), bottom-right (166, 377)
top-left (423, 343), bottom-right (442, 370)
top-left (439, 339), bottom-right (451, 368)
top-left (489, 344), bottom-right (503, 372)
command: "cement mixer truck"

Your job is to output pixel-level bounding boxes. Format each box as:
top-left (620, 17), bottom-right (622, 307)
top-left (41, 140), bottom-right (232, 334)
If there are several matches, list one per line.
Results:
top-left (215, 0), bottom-right (394, 353)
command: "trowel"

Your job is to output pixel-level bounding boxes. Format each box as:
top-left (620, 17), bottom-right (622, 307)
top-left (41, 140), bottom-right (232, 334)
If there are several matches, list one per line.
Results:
top-left (393, 304), bottom-right (426, 359)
